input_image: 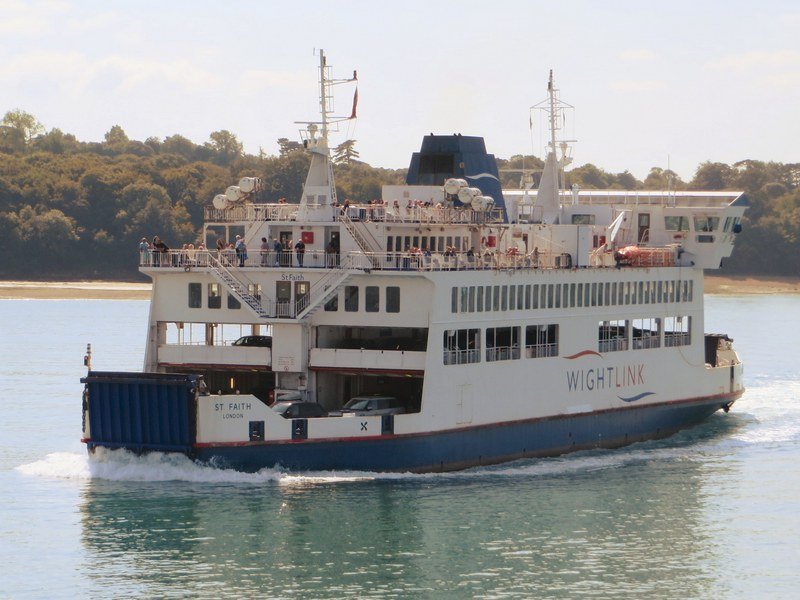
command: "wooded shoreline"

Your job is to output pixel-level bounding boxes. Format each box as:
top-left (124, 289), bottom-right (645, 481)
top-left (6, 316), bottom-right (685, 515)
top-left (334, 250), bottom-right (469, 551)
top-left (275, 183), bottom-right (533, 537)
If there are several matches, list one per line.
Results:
top-left (1, 275), bottom-right (798, 300)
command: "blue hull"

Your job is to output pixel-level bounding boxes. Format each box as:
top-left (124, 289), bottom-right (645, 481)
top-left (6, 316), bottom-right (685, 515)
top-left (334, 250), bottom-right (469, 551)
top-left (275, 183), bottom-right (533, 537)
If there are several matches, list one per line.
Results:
top-left (192, 394), bottom-right (739, 473)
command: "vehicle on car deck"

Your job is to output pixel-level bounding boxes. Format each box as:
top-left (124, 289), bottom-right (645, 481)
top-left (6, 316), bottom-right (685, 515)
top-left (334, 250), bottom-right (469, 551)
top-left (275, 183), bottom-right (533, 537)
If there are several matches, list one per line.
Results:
top-left (272, 401), bottom-right (328, 419)
top-left (338, 395), bottom-right (405, 417)
top-left (232, 335), bottom-right (272, 347)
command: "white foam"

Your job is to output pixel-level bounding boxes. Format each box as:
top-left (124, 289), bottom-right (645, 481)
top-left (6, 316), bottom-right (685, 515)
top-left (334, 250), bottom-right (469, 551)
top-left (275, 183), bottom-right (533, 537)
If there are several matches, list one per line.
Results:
top-left (15, 451), bottom-right (92, 479)
top-left (15, 447), bottom-right (659, 485)
top-left (17, 391), bottom-right (797, 485)
top-left (730, 381), bottom-right (800, 444)
top-left (15, 449), bottom-right (387, 485)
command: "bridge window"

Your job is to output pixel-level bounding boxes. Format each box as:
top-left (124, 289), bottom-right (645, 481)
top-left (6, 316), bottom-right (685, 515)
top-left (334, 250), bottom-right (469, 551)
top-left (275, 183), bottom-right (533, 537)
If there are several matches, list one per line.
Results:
top-left (664, 216), bottom-right (690, 231)
top-left (227, 294), bottom-right (241, 310)
top-left (571, 214), bottom-right (596, 225)
top-left (723, 216), bottom-right (742, 232)
top-left (694, 216), bottom-right (719, 232)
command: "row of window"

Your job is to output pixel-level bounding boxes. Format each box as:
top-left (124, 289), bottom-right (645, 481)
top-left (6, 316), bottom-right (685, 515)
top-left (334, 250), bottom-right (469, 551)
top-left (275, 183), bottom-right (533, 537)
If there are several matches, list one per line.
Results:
top-left (187, 282), bottom-right (402, 314)
top-left (664, 215), bottom-right (741, 233)
top-left (387, 234), bottom-right (470, 253)
top-left (569, 214), bottom-right (741, 234)
top-left (189, 282), bottom-right (243, 309)
top-left (598, 317), bottom-right (691, 352)
top-left (451, 279), bottom-right (694, 314)
top-left (443, 325), bottom-right (559, 365)
top-left (325, 285), bottom-right (401, 313)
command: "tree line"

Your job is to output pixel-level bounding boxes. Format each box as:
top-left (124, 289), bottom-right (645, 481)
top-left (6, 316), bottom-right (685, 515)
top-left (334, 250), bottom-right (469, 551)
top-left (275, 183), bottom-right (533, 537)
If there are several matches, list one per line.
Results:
top-left (0, 109), bottom-right (797, 279)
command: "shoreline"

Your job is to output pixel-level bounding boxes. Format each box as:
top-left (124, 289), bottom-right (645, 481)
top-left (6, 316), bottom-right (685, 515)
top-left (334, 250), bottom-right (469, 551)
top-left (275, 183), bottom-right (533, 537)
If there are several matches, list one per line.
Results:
top-left (0, 280), bottom-right (152, 300)
top-left (0, 275), bottom-right (798, 300)
top-left (703, 274), bottom-right (800, 295)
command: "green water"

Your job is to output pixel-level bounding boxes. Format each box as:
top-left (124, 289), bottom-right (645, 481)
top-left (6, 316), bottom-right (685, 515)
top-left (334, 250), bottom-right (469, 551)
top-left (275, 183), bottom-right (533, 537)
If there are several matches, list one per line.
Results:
top-left (2, 297), bottom-right (799, 598)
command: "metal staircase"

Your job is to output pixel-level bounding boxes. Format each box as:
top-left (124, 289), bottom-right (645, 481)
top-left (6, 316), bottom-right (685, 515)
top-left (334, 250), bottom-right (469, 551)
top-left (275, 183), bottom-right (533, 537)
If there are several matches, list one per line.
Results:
top-left (338, 209), bottom-right (382, 267)
top-left (293, 256), bottom-right (361, 319)
top-left (327, 160), bottom-right (338, 206)
top-left (207, 254), bottom-right (271, 318)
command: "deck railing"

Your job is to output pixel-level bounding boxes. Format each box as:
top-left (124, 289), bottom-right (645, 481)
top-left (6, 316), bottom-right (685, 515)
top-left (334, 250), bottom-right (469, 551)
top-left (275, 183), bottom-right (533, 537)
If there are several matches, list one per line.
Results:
top-left (442, 349), bottom-right (481, 365)
top-left (204, 202), bottom-right (504, 225)
top-left (140, 248), bottom-right (566, 272)
top-left (485, 346), bottom-right (521, 362)
top-left (525, 343), bottom-right (558, 358)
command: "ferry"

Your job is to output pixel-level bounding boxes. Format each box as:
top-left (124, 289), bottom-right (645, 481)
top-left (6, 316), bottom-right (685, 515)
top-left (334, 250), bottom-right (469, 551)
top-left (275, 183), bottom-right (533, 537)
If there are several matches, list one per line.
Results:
top-left (81, 52), bottom-right (746, 472)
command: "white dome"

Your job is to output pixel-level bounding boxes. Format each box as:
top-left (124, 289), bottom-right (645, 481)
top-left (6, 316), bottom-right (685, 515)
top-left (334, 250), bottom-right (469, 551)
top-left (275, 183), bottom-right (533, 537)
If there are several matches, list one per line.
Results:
top-left (444, 178), bottom-right (468, 195)
top-left (225, 186), bottom-right (243, 202)
top-left (238, 177), bottom-right (258, 194)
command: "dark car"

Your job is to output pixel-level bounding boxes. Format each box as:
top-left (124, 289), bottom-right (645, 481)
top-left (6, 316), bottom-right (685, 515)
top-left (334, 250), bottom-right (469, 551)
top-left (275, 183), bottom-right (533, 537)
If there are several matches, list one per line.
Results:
top-left (272, 401), bottom-right (328, 419)
top-left (339, 395), bottom-right (405, 416)
top-left (232, 335), bottom-right (272, 347)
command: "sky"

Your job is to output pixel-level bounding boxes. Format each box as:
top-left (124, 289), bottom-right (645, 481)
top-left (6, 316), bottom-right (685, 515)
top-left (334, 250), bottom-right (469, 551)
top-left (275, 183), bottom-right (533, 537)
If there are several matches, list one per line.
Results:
top-left (1, 0), bottom-right (798, 181)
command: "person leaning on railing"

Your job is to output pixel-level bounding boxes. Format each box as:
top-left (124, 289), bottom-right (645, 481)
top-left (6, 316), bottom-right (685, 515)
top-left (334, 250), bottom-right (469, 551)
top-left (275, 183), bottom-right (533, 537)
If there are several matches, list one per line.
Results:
top-left (139, 238), bottom-right (151, 265)
top-left (260, 237), bottom-right (270, 266)
top-left (152, 236), bottom-right (169, 266)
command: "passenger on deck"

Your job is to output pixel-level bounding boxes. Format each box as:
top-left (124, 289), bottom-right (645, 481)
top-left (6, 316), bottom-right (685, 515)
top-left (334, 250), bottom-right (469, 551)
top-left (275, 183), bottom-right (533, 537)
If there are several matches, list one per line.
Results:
top-left (273, 238), bottom-right (282, 266)
top-left (260, 237), bottom-right (270, 266)
top-left (325, 241), bottom-right (336, 268)
top-left (224, 243), bottom-right (236, 265)
top-left (234, 235), bottom-right (247, 267)
top-left (139, 238), bottom-right (151, 265)
top-left (152, 236), bottom-right (169, 266)
top-left (294, 239), bottom-right (306, 267)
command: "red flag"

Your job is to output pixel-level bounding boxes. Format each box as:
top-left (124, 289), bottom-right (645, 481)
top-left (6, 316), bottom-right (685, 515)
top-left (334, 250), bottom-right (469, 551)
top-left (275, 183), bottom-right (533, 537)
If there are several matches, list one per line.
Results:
top-left (350, 88), bottom-right (358, 119)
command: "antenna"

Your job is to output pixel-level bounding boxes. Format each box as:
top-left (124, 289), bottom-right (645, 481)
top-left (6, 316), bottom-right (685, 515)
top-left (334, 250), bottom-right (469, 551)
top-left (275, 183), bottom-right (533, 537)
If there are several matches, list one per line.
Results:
top-left (295, 49), bottom-right (358, 144)
top-left (531, 70), bottom-right (575, 194)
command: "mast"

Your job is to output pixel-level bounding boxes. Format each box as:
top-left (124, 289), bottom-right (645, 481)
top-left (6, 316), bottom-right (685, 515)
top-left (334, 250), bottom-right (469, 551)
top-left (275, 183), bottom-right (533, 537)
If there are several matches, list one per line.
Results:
top-left (547, 70), bottom-right (559, 210)
top-left (532, 70), bottom-right (574, 224)
top-left (296, 50), bottom-right (357, 216)
top-left (319, 50), bottom-right (329, 143)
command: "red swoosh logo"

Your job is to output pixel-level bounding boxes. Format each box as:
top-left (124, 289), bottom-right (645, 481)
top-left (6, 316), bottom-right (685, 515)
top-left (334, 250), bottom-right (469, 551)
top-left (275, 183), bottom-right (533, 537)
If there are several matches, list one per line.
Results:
top-left (564, 350), bottom-right (603, 360)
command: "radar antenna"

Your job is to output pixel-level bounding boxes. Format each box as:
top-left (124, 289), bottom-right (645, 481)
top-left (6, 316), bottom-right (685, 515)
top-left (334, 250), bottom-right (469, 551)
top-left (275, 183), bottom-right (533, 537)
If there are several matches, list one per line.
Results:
top-left (530, 71), bottom-right (575, 223)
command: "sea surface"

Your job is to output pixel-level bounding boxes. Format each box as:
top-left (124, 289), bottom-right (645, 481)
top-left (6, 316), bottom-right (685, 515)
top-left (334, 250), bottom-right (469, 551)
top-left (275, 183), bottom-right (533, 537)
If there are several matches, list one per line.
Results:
top-left (1, 296), bottom-right (798, 599)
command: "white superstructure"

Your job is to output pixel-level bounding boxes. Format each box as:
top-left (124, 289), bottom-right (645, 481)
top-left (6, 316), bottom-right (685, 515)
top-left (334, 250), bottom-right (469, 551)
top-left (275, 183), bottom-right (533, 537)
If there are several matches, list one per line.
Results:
top-left (83, 54), bottom-right (746, 472)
